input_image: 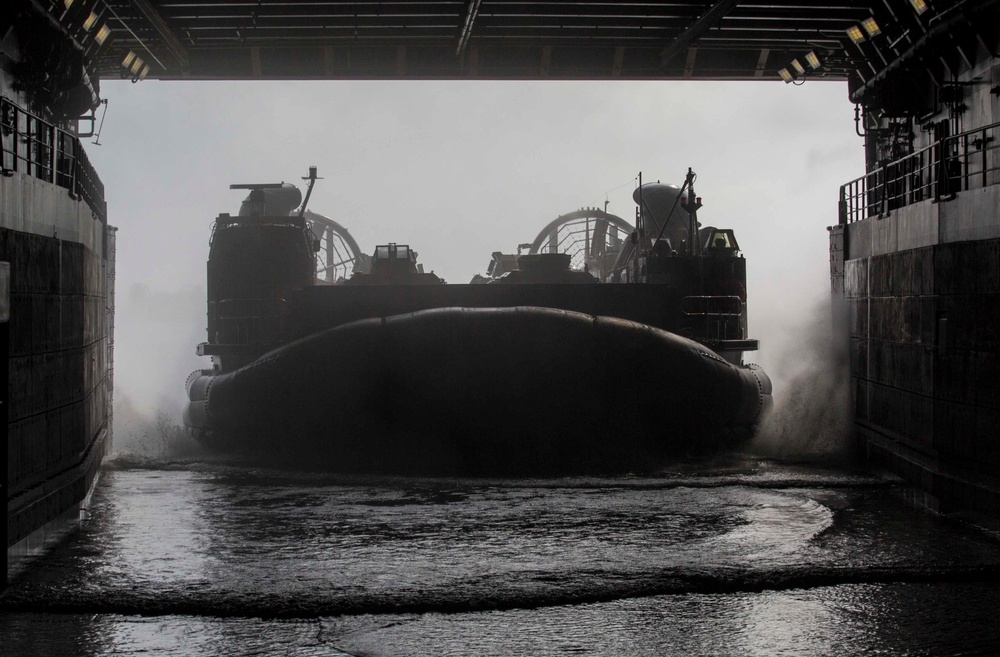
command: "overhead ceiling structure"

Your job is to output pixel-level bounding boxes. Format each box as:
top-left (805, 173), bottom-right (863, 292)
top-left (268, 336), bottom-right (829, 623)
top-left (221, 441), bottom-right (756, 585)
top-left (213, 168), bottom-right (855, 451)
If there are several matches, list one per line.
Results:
top-left (16, 0), bottom-right (918, 82)
top-left (7, 1), bottom-right (999, 113)
top-left (94, 0), bottom-right (874, 81)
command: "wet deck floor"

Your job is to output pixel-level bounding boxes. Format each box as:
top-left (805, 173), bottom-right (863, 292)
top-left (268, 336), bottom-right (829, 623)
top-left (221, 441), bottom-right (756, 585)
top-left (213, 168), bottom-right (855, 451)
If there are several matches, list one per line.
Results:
top-left (3, 454), bottom-right (1000, 656)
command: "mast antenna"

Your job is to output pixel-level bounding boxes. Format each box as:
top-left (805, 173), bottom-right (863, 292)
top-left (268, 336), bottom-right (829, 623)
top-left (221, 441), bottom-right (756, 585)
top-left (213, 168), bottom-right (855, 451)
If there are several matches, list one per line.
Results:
top-left (298, 166), bottom-right (322, 217)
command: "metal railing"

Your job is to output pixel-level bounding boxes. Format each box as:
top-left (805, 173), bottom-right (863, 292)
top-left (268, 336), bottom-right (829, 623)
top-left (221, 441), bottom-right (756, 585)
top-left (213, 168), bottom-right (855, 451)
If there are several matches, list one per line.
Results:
top-left (0, 97), bottom-right (107, 225)
top-left (840, 120), bottom-right (999, 224)
top-left (215, 298), bottom-right (289, 346)
top-left (681, 295), bottom-right (745, 341)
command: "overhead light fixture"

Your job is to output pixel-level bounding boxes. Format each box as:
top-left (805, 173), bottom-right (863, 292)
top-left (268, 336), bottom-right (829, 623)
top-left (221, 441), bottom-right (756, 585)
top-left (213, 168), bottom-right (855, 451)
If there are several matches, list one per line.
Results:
top-left (95, 24), bottom-right (111, 45)
top-left (861, 17), bottom-right (881, 37)
top-left (791, 59), bottom-right (805, 75)
top-left (846, 25), bottom-right (865, 44)
top-left (805, 51), bottom-right (821, 69)
top-left (130, 56), bottom-right (144, 75)
top-left (63, 0), bottom-right (74, 9)
top-left (122, 51), bottom-right (136, 68)
top-left (909, 0), bottom-right (929, 15)
top-left (778, 68), bottom-right (793, 83)
top-left (138, 64), bottom-right (150, 80)
top-left (82, 11), bottom-right (99, 31)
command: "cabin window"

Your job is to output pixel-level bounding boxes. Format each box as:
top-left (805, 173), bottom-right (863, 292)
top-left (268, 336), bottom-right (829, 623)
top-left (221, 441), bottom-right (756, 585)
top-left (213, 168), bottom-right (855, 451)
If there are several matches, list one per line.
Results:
top-left (705, 229), bottom-right (740, 254)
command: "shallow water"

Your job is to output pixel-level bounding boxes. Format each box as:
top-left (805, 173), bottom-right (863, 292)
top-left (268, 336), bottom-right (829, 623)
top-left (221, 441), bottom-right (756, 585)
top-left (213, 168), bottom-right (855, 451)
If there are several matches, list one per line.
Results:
top-left (3, 453), bottom-right (1000, 655)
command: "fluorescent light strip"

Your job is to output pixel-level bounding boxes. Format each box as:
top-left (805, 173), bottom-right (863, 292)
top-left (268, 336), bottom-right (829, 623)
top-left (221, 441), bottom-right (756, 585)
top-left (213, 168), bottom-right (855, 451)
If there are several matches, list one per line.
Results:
top-left (95, 24), bottom-right (110, 45)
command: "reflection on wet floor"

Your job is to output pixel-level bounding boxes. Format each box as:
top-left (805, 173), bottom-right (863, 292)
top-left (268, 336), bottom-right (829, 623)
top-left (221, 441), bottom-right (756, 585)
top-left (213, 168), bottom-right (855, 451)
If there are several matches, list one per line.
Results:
top-left (2, 455), bottom-right (1000, 656)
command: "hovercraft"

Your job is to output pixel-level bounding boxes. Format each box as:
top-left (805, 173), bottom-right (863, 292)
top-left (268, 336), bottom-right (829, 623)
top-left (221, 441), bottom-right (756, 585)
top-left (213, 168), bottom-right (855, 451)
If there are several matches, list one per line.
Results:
top-left (183, 168), bottom-right (772, 475)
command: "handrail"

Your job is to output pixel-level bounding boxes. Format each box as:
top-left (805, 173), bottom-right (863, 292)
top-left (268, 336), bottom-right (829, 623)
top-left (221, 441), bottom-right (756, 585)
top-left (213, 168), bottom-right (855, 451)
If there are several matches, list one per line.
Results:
top-left (681, 295), bottom-right (744, 341)
top-left (215, 297), bottom-right (289, 346)
top-left (681, 295), bottom-right (743, 317)
top-left (0, 97), bottom-right (107, 225)
top-left (839, 120), bottom-right (999, 225)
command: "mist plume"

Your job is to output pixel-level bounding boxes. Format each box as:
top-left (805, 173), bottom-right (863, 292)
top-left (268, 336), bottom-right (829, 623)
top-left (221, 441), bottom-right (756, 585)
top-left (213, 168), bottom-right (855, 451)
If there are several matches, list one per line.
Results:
top-left (751, 297), bottom-right (855, 463)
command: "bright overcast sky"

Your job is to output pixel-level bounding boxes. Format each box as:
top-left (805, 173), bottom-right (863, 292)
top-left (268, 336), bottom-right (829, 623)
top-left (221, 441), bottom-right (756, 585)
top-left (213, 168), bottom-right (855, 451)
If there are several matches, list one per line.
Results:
top-left (88, 79), bottom-right (865, 416)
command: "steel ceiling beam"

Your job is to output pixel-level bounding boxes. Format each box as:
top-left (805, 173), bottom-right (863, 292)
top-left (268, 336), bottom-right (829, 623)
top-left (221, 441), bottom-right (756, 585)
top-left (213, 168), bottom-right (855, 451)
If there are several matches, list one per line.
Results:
top-left (660, 0), bottom-right (741, 66)
top-left (456, 0), bottom-right (482, 55)
top-left (117, 0), bottom-right (190, 71)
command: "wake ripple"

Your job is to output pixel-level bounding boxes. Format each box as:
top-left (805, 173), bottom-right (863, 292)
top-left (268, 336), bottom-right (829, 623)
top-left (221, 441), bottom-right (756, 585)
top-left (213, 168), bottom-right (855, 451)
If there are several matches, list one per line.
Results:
top-left (4, 564), bottom-right (1000, 619)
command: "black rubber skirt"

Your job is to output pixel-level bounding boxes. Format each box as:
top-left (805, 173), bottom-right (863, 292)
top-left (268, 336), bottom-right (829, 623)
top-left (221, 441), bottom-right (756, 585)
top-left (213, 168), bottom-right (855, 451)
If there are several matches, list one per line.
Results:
top-left (184, 306), bottom-right (771, 475)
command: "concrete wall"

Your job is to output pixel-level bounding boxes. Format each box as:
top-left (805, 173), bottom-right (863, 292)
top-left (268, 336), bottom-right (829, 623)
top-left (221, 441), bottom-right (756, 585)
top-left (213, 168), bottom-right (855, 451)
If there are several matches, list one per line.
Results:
top-left (1, 172), bottom-right (112, 576)
top-left (845, 191), bottom-right (1000, 515)
top-left (849, 186), bottom-right (1000, 259)
top-left (0, 174), bottom-right (104, 253)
